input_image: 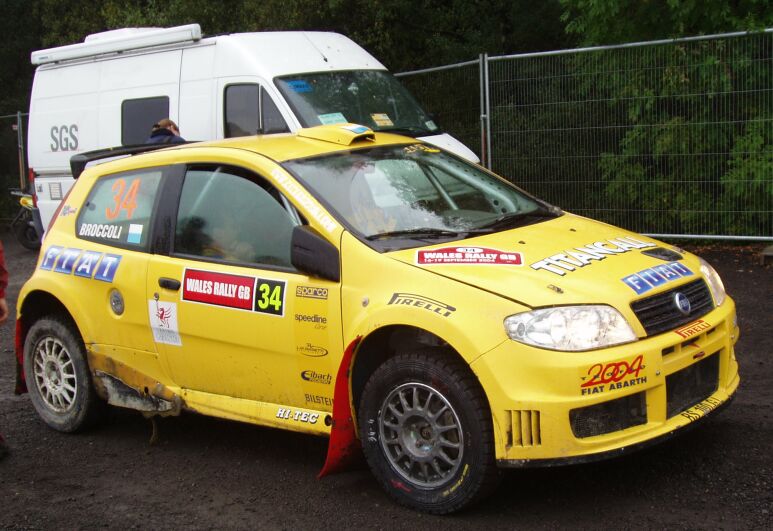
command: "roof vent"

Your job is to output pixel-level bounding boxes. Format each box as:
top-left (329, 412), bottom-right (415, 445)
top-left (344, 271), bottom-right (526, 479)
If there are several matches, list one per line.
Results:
top-left (297, 124), bottom-right (375, 146)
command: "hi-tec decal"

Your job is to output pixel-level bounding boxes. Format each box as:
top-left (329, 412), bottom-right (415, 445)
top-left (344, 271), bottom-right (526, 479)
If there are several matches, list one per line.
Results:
top-left (674, 319), bottom-right (711, 339)
top-left (530, 236), bottom-right (657, 276)
top-left (276, 407), bottom-right (320, 424)
top-left (40, 246), bottom-right (121, 282)
top-left (149, 300), bottom-right (182, 346)
top-left (272, 169), bottom-right (338, 233)
top-left (183, 269), bottom-right (256, 310)
top-left (621, 262), bottom-right (694, 295)
top-left (296, 286), bottom-right (329, 300)
top-left (417, 247), bottom-right (523, 265)
top-left (387, 293), bottom-right (456, 318)
top-left (79, 223), bottom-right (123, 240)
top-left (580, 354), bottom-right (647, 396)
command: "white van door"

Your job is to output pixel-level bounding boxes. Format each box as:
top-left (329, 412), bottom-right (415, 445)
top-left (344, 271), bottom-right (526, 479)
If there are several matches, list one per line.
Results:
top-left (216, 78), bottom-right (295, 139)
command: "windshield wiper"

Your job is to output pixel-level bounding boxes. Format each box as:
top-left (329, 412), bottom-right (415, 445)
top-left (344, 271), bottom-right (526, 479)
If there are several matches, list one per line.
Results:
top-left (476, 207), bottom-right (562, 231)
top-left (366, 228), bottom-right (461, 241)
top-left (378, 126), bottom-right (433, 137)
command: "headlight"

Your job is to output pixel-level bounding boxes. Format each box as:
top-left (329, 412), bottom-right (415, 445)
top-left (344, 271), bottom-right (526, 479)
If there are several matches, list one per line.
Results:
top-left (504, 305), bottom-right (636, 351)
top-left (698, 258), bottom-right (726, 306)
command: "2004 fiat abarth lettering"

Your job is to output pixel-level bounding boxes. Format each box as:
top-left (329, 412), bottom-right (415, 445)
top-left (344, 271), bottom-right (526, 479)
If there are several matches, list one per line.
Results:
top-left (16, 124), bottom-right (739, 514)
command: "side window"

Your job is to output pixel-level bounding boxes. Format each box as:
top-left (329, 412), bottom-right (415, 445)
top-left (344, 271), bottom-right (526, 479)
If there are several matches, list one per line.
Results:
top-left (224, 84), bottom-right (289, 137)
top-left (121, 97), bottom-right (170, 145)
top-left (175, 166), bottom-right (297, 268)
top-left (76, 169), bottom-right (163, 250)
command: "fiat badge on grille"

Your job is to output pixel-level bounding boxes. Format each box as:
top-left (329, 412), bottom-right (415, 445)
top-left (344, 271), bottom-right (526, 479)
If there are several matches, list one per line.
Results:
top-left (674, 292), bottom-right (691, 315)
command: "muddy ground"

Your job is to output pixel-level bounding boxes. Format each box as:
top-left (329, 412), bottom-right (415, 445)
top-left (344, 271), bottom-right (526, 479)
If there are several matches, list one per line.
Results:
top-left (0, 234), bottom-right (770, 530)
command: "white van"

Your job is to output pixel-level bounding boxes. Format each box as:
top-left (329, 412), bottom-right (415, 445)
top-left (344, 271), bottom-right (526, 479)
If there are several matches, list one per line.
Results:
top-left (28, 23), bottom-right (478, 231)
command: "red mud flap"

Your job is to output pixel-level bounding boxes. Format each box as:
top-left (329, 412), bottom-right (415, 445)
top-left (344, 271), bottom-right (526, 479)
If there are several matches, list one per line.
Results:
top-left (318, 336), bottom-right (363, 478)
top-left (14, 320), bottom-right (27, 395)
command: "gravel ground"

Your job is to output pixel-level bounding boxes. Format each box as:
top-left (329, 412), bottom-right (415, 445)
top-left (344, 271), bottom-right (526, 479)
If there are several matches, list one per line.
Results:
top-left (0, 234), bottom-right (771, 530)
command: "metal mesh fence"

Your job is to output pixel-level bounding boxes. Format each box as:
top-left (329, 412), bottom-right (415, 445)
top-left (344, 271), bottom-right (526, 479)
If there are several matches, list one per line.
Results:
top-left (399, 30), bottom-right (773, 240)
top-left (396, 60), bottom-right (483, 160)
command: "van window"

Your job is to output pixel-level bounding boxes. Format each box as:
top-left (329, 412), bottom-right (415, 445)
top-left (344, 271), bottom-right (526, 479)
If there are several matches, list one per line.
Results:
top-left (175, 165), bottom-right (297, 268)
top-left (224, 84), bottom-right (289, 137)
top-left (121, 97), bottom-right (170, 145)
top-left (275, 71), bottom-right (439, 136)
top-left (76, 168), bottom-right (163, 250)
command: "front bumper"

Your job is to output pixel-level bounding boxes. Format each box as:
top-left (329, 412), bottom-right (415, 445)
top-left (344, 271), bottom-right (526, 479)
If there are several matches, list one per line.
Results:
top-left (471, 298), bottom-right (740, 465)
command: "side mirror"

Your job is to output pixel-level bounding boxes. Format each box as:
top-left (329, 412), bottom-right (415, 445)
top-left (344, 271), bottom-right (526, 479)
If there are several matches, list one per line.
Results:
top-left (291, 226), bottom-right (340, 282)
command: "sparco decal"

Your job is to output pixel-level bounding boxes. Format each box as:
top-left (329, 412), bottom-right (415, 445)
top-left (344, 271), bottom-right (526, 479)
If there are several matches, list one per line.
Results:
top-left (301, 370), bottom-right (332, 385)
top-left (182, 269), bottom-right (256, 310)
top-left (530, 236), bottom-right (657, 276)
top-left (621, 262), bottom-right (694, 295)
top-left (78, 223), bottom-right (123, 240)
top-left (296, 286), bottom-right (329, 300)
top-left (417, 247), bottom-right (523, 265)
top-left (387, 293), bottom-right (456, 317)
top-left (580, 354), bottom-right (647, 395)
top-left (297, 343), bottom-right (329, 357)
top-left (276, 407), bottom-right (320, 424)
top-left (674, 319), bottom-right (711, 339)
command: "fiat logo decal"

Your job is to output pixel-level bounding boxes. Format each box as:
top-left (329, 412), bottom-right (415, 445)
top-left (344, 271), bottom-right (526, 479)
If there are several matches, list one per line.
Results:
top-left (674, 292), bottom-right (691, 315)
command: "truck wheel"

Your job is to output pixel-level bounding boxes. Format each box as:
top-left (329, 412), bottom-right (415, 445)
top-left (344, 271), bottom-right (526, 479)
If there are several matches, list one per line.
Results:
top-left (23, 317), bottom-right (104, 432)
top-left (358, 350), bottom-right (499, 514)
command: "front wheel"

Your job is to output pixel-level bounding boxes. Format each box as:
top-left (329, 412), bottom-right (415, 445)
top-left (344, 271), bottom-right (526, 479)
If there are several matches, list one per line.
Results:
top-left (23, 317), bottom-right (104, 432)
top-left (358, 350), bottom-right (499, 514)
top-left (13, 211), bottom-right (41, 251)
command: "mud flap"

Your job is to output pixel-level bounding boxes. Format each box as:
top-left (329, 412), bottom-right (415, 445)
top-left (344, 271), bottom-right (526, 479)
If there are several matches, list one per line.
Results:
top-left (14, 320), bottom-right (27, 395)
top-left (318, 336), bottom-right (363, 478)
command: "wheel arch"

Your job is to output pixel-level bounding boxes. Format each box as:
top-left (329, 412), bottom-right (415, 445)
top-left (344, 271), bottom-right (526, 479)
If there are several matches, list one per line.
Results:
top-left (15, 290), bottom-right (82, 394)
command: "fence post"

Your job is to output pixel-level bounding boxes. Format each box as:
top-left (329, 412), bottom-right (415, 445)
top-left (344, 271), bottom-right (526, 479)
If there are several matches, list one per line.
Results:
top-left (16, 111), bottom-right (26, 190)
top-left (479, 53), bottom-right (493, 169)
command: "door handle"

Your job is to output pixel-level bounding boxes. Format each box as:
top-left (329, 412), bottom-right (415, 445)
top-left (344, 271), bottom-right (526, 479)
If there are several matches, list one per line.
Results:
top-left (158, 277), bottom-right (181, 291)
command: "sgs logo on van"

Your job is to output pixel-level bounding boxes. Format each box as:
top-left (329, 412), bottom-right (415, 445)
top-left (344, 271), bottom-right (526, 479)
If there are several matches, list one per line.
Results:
top-left (50, 124), bottom-right (79, 152)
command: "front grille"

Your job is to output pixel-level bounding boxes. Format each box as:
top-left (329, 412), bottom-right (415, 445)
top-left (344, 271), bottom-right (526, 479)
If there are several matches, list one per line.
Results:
top-left (570, 392), bottom-right (646, 439)
top-left (666, 353), bottom-right (719, 418)
top-left (631, 278), bottom-right (714, 336)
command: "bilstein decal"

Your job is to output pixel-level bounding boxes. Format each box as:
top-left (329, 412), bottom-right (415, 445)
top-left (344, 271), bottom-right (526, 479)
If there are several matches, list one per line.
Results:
top-left (622, 262), bottom-right (694, 295)
top-left (530, 236), bottom-right (657, 276)
top-left (387, 293), bottom-right (456, 317)
top-left (417, 247), bottom-right (523, 265)
top-left (183, 269), bottom-right (255, 310)
top-left (305, 393), bottom-right (333, 407)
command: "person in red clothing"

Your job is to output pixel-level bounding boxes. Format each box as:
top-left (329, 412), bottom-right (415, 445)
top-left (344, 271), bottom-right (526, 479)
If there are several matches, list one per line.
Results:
top-left (0, 242), bottom-right (9, 458)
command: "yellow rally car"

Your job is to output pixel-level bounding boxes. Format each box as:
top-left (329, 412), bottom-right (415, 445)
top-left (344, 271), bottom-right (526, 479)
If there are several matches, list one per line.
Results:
top-left (15, 124), bottom-right (739, 514)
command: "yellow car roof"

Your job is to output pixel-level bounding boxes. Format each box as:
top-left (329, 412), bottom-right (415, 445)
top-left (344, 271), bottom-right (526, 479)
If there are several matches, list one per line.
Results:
top-left (167, 124), bottom-right (414, 162)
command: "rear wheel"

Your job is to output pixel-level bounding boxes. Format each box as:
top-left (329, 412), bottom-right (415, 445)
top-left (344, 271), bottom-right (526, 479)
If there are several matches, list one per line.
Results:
top-left (13, 212), bottom-right (41, 251)
top-left (358, 350), bottom-right (499, 514)
top-left (23, 317), bottom-right (104, 432)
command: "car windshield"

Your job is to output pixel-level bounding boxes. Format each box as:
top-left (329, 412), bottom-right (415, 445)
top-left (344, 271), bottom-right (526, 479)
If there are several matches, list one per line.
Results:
top-left (275, 70), bottom-right (439, 136)
top-left (283, 144), bottom-right (560, 250)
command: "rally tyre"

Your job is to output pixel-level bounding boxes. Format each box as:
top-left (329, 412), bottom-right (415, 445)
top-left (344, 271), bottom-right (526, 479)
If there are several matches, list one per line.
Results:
top-left (23, 317), bottom-right (104, 432)
top-left (358, 350), bottom-right (500, 514)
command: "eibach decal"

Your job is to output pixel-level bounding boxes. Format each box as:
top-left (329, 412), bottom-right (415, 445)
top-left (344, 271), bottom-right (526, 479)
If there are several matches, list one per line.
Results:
top-left (182, 269), bottom-right (256, 311)
top-left (530, 236), bottom-right (657, 276)
top-left (40, 246), bottom-right (121, 282)
top-left (674, 319), bottom-right (711, 339)
top-left (417, 247), bottom-right (523, 265)
top-left (621, 262), bottom-right (694, 295)
top-left (580, 354), bottom-right (647, 395)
